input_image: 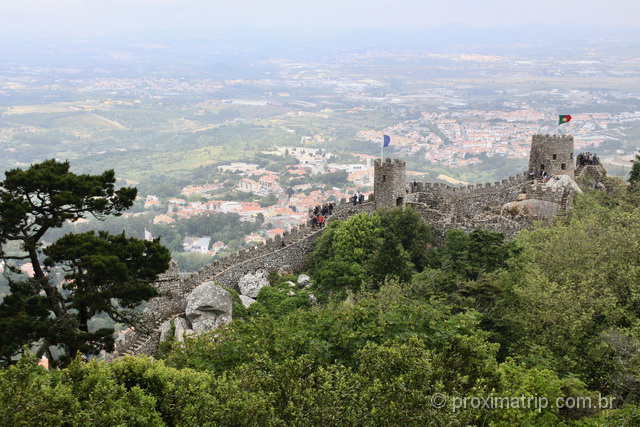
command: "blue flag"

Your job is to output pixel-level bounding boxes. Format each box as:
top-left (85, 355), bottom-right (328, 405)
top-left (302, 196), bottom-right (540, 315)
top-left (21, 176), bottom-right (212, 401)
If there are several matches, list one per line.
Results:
top-left (383, 135), bottom-right (391, 147)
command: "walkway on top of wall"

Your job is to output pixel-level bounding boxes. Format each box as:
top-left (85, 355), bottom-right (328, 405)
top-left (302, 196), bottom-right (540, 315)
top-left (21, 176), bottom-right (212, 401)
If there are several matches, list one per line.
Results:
top-left (111, 200), bottom-right (376, 359)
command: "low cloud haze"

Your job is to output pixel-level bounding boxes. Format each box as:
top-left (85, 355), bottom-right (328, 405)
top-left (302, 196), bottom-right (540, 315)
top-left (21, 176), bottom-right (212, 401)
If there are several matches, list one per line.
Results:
top-left (2, 0), bottom-right (640, 35)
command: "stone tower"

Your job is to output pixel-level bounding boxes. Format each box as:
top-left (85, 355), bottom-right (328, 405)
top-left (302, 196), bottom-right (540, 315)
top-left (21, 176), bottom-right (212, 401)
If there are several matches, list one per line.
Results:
top-left (374, 158), bottom-right (406, 209)
top-left (528, 134), bottom-right (574, 179)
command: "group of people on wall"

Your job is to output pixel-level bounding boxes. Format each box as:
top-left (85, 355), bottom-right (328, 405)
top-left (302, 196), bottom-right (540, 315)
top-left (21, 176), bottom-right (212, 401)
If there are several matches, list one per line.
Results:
top-left (311, 203), bottom-right (333, 229)
top-left (528, 152), bottom-right (600, 184)
top-left (352, 191), bottom-right (365, 205)
top-left (407, 180), bottom-right (418, 194)
top-left (309, 191), bottom-right (367, 229)
top-left (529, 167), bottom-right (549, 183)
top-left (577, 152), bottom-right (600, 167)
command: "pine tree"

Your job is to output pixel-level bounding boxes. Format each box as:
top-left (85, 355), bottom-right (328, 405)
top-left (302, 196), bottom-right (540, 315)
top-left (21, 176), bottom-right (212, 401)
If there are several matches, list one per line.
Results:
top-left (0, 160), bottom-right (170, 366)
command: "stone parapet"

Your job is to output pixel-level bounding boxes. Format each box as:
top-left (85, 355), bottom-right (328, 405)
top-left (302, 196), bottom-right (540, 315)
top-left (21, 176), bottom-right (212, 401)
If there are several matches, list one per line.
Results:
top-left (105, 196), bottom-right (374, 360)
top-left (107, 134), bottom-right (590, 360)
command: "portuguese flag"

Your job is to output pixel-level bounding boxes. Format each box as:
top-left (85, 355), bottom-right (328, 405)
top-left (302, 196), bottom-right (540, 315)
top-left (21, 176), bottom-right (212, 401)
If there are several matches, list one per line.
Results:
top-left (558, 114), bottom-right (572, 125)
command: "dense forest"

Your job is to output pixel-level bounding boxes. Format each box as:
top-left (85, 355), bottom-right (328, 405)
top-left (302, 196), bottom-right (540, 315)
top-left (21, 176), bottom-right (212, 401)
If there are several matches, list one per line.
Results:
top-left (3, 165), bottom-right (640, 425)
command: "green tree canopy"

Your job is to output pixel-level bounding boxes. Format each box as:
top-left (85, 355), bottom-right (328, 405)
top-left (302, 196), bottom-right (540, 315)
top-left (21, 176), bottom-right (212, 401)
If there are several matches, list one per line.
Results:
top-left (435, 228), bottom-right (521, 281)
top-left (0, 160), bottom-right (169, 366)
top-left (308, 207), bottom-right (435, 290)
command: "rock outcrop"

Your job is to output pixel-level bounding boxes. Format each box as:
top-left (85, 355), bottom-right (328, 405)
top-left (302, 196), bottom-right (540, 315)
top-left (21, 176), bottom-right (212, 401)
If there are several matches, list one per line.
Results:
top-left (546, 174), bottom-right (583, 194)
top-left (237, 270), bottom-right (269, 298)
top-left (502, 199), bottom-right (559, 220)
top-left (297, 274), bottom-right (312, 289)
top-left (174, 317), bottom-right (191, 342)
top-left (186, 281), bottom-right (233, 334)
top-left (159, 320), bottom-right (172, 342)
top-left (277, 265), bottom-right (294, 275)
top-left (239, 295), bottom-right (257, 308)
top-left (309, 293), bottom-right (318, 305)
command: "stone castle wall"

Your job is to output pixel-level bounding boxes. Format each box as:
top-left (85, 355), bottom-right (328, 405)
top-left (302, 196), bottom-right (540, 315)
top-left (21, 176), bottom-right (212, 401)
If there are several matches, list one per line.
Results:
top-left (525, 183), bottom-right (567, 205)
top-left (437, 215), bottom-right (533, 239)
top-left (106, 198), bottom-right (374, 359)
top-left (528, 134), bottom-right (574, 179)
top-left (374, 158), bottom-right (406, 209)
top-left (108, 133), bottom-right (587, 359)
top-left (409, 172), bottom-right (529, 219)
top-left (180, 196), bottom-right (374, 294)
top-left (110, 166), bottom-right (547, 359)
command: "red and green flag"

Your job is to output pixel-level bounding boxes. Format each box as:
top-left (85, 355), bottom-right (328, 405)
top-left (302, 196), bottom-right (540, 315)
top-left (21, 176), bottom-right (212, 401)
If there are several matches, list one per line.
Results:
top-left (558, 114), bottom-right (572, 125)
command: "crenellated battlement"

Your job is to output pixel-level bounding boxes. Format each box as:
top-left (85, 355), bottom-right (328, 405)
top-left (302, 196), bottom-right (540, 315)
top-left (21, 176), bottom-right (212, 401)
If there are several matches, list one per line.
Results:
top-left (411, 172), bottom-right (529, 195)
top-left (108, 133), bottom-right (595, 361)
top-left (374, 158), bottom-right (406, 167)
top-left (105, 196), bottom-right (376, 360)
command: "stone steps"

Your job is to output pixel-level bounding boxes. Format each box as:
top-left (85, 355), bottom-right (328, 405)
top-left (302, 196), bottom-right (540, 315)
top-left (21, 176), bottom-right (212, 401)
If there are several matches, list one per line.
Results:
top-left (123, 318), bottom-right (163, 356)
top-left (123, 313), bottom-right (183, 356)
top-left (557, 190), bottom-right (570, 216)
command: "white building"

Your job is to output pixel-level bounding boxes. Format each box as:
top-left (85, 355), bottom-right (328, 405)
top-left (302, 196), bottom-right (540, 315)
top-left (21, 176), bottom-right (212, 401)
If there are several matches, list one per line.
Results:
top-left (183, 237), bottom-right (212, 254)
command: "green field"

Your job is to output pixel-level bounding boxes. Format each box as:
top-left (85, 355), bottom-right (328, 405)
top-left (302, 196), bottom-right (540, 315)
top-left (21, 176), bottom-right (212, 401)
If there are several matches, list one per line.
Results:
top-left (2, 69), bottom-right (639, 192)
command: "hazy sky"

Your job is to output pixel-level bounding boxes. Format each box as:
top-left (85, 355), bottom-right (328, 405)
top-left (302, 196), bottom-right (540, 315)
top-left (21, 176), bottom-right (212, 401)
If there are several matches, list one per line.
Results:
top-left (1, 0), bottom-right (639, 34)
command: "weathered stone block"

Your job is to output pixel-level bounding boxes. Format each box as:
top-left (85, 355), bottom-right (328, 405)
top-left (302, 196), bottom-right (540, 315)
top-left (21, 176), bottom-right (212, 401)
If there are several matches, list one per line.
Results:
top-left (297, 274), bottom-right (312, 289)
top-left (239, 295), bottom-right (257, 308)
top-left (185, 282), bottom-right (232, 334)
top-left (238, 270), bottom-right (269, 298)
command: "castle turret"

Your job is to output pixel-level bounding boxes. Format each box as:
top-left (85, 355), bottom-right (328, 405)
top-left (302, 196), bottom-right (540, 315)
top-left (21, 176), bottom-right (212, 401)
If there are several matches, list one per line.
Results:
top-left (374, 158), bottom-right (406, 209)
top-left (528, 134), bottom-right (574, 179)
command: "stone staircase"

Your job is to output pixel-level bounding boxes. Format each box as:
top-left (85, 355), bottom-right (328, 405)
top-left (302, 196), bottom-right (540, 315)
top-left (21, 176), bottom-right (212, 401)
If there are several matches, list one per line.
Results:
top-left (557, 189), bottom-right (570, 216)
top-left (122, 313), bottom-right (183, 356)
